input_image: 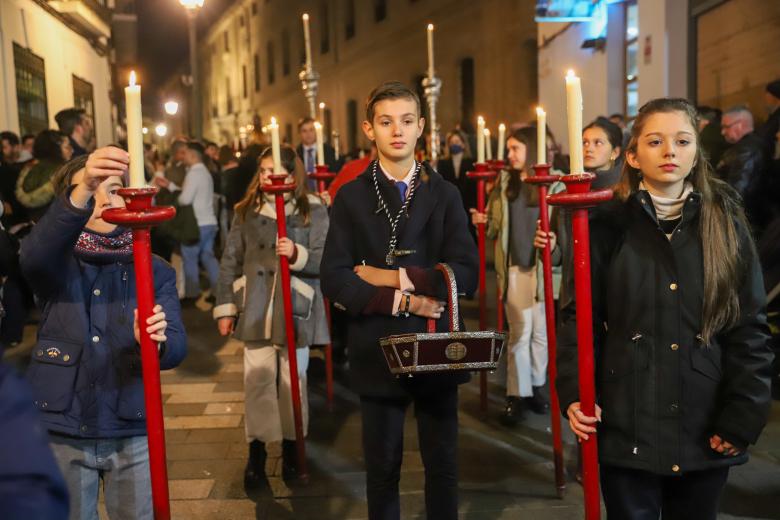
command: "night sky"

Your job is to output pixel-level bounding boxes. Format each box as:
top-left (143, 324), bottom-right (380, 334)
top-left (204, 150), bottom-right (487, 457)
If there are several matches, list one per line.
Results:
top-left (136, 0), bottom-right (232, 101)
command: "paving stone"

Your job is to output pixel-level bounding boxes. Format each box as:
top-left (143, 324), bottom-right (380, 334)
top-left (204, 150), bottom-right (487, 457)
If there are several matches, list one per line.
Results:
top-left (167, 442), bottom-right (231, 461)
top-left (163, 403), bottom-right (208, 417)
top-left (213, 380), bottom-right (245, 393)
top-left (166, 391), bottom-right (245, 404)
top-left (169, 478), bottom-right (215, 500)
top-left (203, 402), bottom-right (245, 415)
top-left (165, 414), bottom-right (242, 430)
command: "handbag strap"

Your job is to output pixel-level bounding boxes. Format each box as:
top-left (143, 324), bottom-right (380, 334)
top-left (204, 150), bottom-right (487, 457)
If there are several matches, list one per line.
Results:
top-left (426, 263), bottom-right (459, 333)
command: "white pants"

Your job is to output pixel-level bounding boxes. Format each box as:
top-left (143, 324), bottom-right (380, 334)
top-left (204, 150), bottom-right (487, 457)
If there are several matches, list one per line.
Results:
top-left (504, 265), bottom-right (548, 398)
top-left (243, 343), bottom-right (309, 443)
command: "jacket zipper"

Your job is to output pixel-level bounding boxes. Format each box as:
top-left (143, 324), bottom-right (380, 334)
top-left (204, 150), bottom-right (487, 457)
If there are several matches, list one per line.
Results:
top-left (631, 332), bottom-right (643, 456)
top-left (121, 270), bottom-right (129, 324)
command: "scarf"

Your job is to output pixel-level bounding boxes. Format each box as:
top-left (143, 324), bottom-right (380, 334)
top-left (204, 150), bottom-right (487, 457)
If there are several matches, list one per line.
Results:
top-left (74, 227), bottom-right (134, 264)
top-left (639, 181), bottom-right (694, 221)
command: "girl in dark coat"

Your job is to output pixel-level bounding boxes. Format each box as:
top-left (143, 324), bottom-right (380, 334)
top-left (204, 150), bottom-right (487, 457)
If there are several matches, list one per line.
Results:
top-left (555, 98), bottom-right (772, 519)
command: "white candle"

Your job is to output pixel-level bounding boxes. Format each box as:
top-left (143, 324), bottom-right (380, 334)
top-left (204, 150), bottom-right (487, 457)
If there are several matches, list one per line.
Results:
top-left (565, 70), bottom-right (584, 174)
top-left (332, 131), bottom-right (340, 160)
top-left (426, 23), bottom-right (435, 78)
top-left (314, 121), bottom-right (325, 166)
top-left (484, 129), bottom-right (492, 160)
top-left (269, 117), bottom-right (282, 173)
top-left (536, 106), bottom-right (547, 165)
top-left (497, 123), bottom-right (506, 160)
top-left (302, 13), bottom-right (313, 72)
top-left (477, 116), bottom-right (485, 164)
top-left (125, 71), bottom-right (144, 188)
top-left (318, 101), bottom-right (326, 124)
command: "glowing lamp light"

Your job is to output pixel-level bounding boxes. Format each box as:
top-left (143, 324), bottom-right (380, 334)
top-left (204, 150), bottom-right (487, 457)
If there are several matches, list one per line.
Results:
top-left (142, 127), bottom-right (149, 135)
top-left (164, 101), bottom-right (179, 115)
top-left (155, 123), bottom-right (168, 137)
top-left (179, 0), bottom-right (204, 10)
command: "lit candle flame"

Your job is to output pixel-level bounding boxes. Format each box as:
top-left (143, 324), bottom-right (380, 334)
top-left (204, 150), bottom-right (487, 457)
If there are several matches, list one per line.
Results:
top-left (567, 69), bottom-right (576, 79)
top-left (270, 117), bottom-right (277, 126)
top-left (319, 102), bottom-right (325, 109)
top-left (302, 13), bottom-right (309, 21)
top-left (536, 106), bottom-right (546, 116)
top-left (129, 71), bottom-right (136, 87)
top-left (478, 115), bottom-right (484, 124)
top-left (314, 121), bottom-right (322, 129)
top-left (498, 123), bottom-right (506, 131)
top-left (427, 23), bottom-right (434, 31)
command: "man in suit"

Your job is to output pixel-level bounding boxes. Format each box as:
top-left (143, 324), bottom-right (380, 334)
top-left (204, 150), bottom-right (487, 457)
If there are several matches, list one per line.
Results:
top-left (321, 81), bottom-right (478, 519)
top-left (296, 117), bottom-right (339, 190)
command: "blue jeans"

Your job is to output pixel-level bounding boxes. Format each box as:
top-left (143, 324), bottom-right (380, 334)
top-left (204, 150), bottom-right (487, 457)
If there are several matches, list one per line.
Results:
top-left (49, 434), bottom-right (152, 520)
top-left (181, 224), bottom-right (220, 298)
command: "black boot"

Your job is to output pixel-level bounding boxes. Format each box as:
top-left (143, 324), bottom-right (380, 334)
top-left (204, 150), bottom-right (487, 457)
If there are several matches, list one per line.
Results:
top-left (281, 439), bottom-right (299, 481)
top-left (527, 386), bottom-right (550, 415)
top-left (499, 396), bottom-right (526, 426)
top-left (244, 440), bottom-right (267, 491)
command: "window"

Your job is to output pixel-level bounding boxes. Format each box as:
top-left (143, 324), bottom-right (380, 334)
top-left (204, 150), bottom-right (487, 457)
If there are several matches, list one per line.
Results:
top-left (282, 29), bottom-right (290, 76)
top-left (72, 75), bottom-right (95, 127)
top-left (347, 98), bottom-right (358, 152)
top-left (242, 65), bottom-right (248, 98)
top-left (13, 43), bottom-right (48, 137)
top-left (226, 77), bottom-right (233, 114)
top-left (267, 41), bottom-right (275, 84)
top-left (345, 0), bottom-right (356, 39)
top-left (624, 1), bottom-right (639, 118)
top-left (374, 0), bottom-right (386, 22)
top-left (223, 31), bottom-right (229, 52)
top-left (460, 57), bottom-right (475, 131)
top-left (254, 53), bottom-right (261, 91)
top-left (320, 1), bottom-right (330, 54)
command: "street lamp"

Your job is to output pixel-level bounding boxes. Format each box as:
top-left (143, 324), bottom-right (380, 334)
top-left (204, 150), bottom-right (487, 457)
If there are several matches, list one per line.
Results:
top-left (164, 101), bottom-right (179, 116)
top-left (180, 0), bottom-right (204, 139)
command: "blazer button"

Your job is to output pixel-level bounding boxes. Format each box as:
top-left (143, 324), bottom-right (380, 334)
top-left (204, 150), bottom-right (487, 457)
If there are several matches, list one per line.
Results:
top-left (37, 350), bottom-right (43, 357)
top-left (92, 335), bottom-right (100, 343)
top-left (80, 425), bottom-right (88, 432)
top-left (671, 464), bottom-right (680, 473)
top-left (670, 343), bottom-right (679, 351)
top-left (669, 283), bottom-right (678, 291)
top-left (93, 289), bottom-right (101, 296)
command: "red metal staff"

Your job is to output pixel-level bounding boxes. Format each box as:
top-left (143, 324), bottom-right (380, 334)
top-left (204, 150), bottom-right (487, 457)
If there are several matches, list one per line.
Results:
top-left (487, 159), bottom-right (506, 333)
top-left (548, 173), bottom-right (612, 519)
top-left (467, 162), bottom-right (498, 412)
top-left (103, 188), bottom-right (175, 519)
top-left (263, 173), bottom-right (309, 482)
top-left (523, 164), bottom-right (565, 498)
top-left (308, 164), bottom-right (336, 410)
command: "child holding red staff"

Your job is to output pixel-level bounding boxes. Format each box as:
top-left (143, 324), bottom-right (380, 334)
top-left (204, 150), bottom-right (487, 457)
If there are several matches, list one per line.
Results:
top-left (556, 98), bottom-right (772, 518)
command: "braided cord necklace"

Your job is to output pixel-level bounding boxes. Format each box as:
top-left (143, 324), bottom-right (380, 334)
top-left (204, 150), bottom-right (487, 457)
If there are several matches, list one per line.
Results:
top-left (370, 159), bottom-right (422, 266)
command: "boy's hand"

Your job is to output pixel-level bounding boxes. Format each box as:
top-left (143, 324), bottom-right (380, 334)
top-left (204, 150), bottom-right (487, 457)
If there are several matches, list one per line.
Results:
top-left (133, 304), bottom-right (167, 346)
top-left (469, 208), bottom-right (487, 226)
top-left (217, 317), bottom-right (235, 336)
top-left (354, 265), bottom-right (399, 288)
top-left (276, 237), bottom-right (295, 258)
top-left (409, 295), bottom-right (445, 319)
top-left (534, 220), bottom-right (556, 250)
top-left (319, 191), bottom-right (332, 206)
top-left (709, 435), bottom-right (741, 457)
top-left (83, 147), bottom-right (130, 192)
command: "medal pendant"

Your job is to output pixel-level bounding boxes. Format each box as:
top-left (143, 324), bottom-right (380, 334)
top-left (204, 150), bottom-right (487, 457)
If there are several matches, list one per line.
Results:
top-left (386, 252), bottom-right (395, 266)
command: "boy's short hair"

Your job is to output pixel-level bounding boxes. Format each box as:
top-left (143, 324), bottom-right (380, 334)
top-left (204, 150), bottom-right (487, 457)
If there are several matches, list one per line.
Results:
top-left (297, 117), bottom-right (315, 130)
top-left (365, 81), bottom-right (421, 123)
top-left (186, 141), bottom-right (205, 159)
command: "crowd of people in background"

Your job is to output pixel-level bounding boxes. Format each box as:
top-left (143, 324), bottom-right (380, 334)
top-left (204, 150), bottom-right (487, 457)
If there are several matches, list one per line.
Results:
top-left (0, 77), bottom-right (778, 518)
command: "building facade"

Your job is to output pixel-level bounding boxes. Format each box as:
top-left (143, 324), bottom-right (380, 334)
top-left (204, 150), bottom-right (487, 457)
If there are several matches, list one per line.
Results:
top-left (0, 0), bottom-right (125, 145)
top-left (538, 0), bottom-right (780, 157)
top-left (196, 0), bottom-right (539, 153)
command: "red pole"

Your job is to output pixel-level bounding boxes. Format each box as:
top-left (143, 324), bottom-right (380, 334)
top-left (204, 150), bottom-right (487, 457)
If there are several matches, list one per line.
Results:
top-left (310, 165), bottom-right (336, 410)
top-left (467, 163), bottom-right (497, 412)
top-left (265, 174), bottom-right (309, 482)
top-left (524, 164), bottom-right (565, 498)
top-left (548, 174), bottom-right (612, 520)
top-left (103, 188), bottom-right (175, 520)
top-left (489, 160), bottom-right (506, 333)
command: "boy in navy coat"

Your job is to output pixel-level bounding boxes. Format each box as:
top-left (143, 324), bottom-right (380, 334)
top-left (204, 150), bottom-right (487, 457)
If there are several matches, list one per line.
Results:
top-left (321, 82), bottom-right (478, 519)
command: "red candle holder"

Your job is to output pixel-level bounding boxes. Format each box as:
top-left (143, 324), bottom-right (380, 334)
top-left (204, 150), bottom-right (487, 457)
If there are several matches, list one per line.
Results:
top-left (262, 173), bottom-right (309, 483)
top-left (304, 164), bottom-right (335, 410)
top-left (523, 164), bottom-right (565, 497)
top-left (548, 172), bottom-right (612, 519)
top-left (487, 159), bottom-right (506, 173)
top-left (466, 162), bottom-right (498, 412)
top-left (309, 164), bottom-right (337, 194)
top-left (102, 187), bottom-right (175, 520)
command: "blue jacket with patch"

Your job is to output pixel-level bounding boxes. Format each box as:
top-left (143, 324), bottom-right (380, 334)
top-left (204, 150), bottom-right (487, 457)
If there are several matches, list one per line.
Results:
top-left (20, 191), bottom-right (187, 438)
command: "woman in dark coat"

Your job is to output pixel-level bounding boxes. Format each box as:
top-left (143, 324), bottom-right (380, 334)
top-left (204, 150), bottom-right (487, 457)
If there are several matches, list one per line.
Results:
top-left (555, 98), bottom-right (773, 519)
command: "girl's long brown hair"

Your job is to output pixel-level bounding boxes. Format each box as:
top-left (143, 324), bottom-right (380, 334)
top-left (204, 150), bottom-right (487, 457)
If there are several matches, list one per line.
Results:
top-left (505, 126), bottom-right (538, 205)
top-left (234, 144), bottom-right (312, 224)
top-left (615, 98), bottom-right (748, 343)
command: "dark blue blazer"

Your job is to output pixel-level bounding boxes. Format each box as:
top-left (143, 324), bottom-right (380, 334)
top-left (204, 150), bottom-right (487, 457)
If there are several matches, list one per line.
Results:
top-left (20, 192), bottom-right (187, 437)
top-left (321, 161), bottom-right (478, 397)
